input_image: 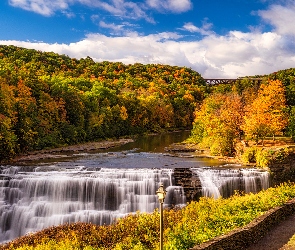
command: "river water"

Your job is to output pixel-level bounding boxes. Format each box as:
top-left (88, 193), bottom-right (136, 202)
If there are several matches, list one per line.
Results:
top-left (0, 131), bottom-right (270, 243)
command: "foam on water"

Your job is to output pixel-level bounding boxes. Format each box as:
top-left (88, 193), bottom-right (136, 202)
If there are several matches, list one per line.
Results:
top-left (0, 166), bottom-right (185, 243)
top-left (192, 167), bottom-right (270, 199)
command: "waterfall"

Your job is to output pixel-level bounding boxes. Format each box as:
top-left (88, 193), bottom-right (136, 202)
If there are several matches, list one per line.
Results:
top-left (0, 166), bottom-right (186, 243)
top-left (0, 164), bottom-right (270, 244)
top-left (192, 167), bottom-right (270, 199)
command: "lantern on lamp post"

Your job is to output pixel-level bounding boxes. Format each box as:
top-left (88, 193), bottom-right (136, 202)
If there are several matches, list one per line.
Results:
top-left (156, 183), bottom-right (166, 250)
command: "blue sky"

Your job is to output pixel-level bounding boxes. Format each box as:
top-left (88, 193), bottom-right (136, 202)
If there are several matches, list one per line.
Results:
top-left (1, 0), bottom-right (295, 78)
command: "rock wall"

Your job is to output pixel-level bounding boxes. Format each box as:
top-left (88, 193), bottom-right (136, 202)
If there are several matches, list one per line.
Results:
top-left (189, 198), bottom-right (295, 250)
top-left (173, 168), bottom-right (203, 202)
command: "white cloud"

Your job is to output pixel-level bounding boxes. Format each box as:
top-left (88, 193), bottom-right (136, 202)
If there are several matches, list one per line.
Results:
top-left (182, 20), bottom-right (213, 36)
top-left (8, 0), bottom-right (155, 22)
top-left (86, 0), bottom-right (155, 22)
top-left (199, 31), bottom-right (291, 78)
top-left (9, 0), bottom-right (70, 16)
top-left (257, 2), bottom-right (295, 36)
top-left (2, 29), bottom-right (295, 78)
top-left (182, 23), bottom-right (199, 33)
top-left (93, 1), bottom-right (124, 16)
top-left (146, 0), bottom-right (192, 13)
top-left (99, 21), bottom-right (126, 35)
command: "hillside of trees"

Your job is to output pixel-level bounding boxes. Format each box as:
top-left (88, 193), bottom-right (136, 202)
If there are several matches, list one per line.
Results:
top-left (188, 67), bottom-right (295, 158)
top-left (1, 45), bottom-right (295, 161)
top-left (0, 45), bottom-right (207, 160)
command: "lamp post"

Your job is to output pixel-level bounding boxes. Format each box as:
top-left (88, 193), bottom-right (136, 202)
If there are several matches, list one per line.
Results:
top-left (156, 183), bottom-right (166, 250)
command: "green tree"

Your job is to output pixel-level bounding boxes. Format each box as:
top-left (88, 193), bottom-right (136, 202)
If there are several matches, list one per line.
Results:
top-left (0, 114), bottom-right (17, 159)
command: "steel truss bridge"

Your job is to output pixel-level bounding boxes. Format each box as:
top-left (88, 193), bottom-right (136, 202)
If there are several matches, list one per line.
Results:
top-left (204, 78), bottom-right (264, 85)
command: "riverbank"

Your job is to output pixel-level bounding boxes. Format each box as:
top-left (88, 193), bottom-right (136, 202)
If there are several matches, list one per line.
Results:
top-left (2, 138), bottom-right (134, 165)
top-left (3, 135), bottom-right (295, 167)
top-left (165, 142), bottom-right (243, 165)
top-left (167, 137), bottom-right (295, 167)
top-left (1, 130), bottom-right (192, 165)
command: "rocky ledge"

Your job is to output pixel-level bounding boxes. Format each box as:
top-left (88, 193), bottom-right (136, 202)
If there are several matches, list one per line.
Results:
top-left (4, 138), bottom-right (134, 164)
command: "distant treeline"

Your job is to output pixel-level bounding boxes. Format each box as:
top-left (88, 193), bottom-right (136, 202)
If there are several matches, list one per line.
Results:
top-left (0, 45), bottom-right (206, 160)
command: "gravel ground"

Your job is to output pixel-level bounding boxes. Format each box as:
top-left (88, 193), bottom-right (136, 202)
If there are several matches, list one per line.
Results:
top-left (246, 214), bottom-right (295, 250)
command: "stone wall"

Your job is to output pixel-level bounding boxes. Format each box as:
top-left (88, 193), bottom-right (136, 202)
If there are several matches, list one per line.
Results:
top-left (189, 198), bottom-right (295, 250)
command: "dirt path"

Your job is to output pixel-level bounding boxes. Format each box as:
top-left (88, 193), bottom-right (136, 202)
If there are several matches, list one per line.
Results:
top-left (246, 214), bottom-right (295, 250)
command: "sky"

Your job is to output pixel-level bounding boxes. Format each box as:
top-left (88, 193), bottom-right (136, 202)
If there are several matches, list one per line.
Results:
top-left (0, 0), bottom-right (295, 78)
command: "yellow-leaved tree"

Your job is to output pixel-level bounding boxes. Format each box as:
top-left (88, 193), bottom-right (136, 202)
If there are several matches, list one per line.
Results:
top-left (241, 80), bottom-right (288, 143)
top-left (190, 93), bottom-right (244, 156)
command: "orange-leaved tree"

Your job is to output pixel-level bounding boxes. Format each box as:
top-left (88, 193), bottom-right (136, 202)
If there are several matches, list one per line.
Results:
top-left (241, 80), bottom-right (288, 143)
top-left (190, 93), bottom-right (244, 156)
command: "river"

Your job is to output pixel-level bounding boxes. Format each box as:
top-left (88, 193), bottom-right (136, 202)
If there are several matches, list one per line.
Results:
top-left (0, 131), bottom-right (270, 243)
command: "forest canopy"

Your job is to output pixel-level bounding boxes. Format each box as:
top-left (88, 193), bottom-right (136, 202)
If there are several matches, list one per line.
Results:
top-left (0, 45), bottom-right (206, 160)
top-left (1, 45), bottom-right (295, 160)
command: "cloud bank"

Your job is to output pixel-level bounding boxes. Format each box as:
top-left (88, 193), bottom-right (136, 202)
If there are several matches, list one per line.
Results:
top-left (3, 0), bottom-right (295, 78)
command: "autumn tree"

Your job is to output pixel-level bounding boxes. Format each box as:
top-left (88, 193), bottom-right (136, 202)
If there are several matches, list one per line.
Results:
top-left (0, 81), bottom-right (17, 158)
top-left (0, 45), bottom-right (209, 160)
top-left (241, 80), bottom-right (288, 143)
top-left (190, 93), bottom-right (244, 156)
top-left (138, 93), bottom-right (174, 131)
top-left (268, 68), bottom-right (295, 106)
top-left (0, 115), bottom-right (17, 159)
top-left (49, 77), bottom-right (86, 143)
top-left (35, 91), bottom-right (67, 148)
top-left (14, 80), bottom-right (37, 152)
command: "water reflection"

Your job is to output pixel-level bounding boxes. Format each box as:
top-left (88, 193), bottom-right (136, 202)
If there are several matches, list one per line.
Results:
top-left (112, 131), bottom-right (191, 153)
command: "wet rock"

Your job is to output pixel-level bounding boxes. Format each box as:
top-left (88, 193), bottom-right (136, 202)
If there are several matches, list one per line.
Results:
top-left (165, 143), bottom-right (199, 152)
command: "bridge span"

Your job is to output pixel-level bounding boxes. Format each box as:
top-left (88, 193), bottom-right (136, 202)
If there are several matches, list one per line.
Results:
top-left (204, 78), bottom-right (264, 85)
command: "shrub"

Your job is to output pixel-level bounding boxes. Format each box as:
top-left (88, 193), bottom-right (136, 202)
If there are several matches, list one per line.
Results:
top-left (284, 234), bottom-right (295, 249)
top-left (274, 147), bottom-right (290, 162)
top-left (241, 147), bottom-right (274, 168)
top-left (255, 148), bottom-right (271, 168)
top-left (241, 147), bottom-right (257, 164)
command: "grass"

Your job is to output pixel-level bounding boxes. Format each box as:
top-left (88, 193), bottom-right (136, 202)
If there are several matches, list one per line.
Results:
top-left (284, 234), bottom-right (295, 249)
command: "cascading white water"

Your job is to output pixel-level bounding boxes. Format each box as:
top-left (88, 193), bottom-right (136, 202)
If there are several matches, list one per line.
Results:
top-left (0, 160), bottom-right (270, 244)
top-left (192, 167), bottom-right (270, 199)
top-left (0, 166), bottom-right (186, 243)
top-left (0, 131), bottom-right (272, 245)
